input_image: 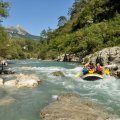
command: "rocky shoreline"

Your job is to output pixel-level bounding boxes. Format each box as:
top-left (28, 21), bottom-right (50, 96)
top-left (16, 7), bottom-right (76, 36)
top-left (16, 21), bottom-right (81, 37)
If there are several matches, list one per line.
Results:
top-left (56, 46), bottom-right (120, 78)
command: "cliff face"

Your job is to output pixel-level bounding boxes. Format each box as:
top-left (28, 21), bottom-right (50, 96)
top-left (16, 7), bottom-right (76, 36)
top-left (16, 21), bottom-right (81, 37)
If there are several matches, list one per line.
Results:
top-left (57, 46), bottom-right (120, 65)
top-left (82, 46), bottom-right (120, 66)
top-left (82, 46), bottom-right (120, 78)
top-left (56, 46), bottom-right (120, 78)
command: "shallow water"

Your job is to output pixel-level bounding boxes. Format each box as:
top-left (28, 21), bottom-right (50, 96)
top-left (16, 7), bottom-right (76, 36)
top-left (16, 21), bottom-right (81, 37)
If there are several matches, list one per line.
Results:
top-left (0, 60), bottom-right (120, 120)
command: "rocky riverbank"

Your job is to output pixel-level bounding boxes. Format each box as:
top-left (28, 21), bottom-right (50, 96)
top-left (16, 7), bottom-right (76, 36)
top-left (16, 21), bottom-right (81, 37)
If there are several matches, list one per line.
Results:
top-left (40, 93), bottom-right (118, 120)
top-left (56, 46), bottom-right (120, 78)
top-left (82, 46), bottom-right (120, 78)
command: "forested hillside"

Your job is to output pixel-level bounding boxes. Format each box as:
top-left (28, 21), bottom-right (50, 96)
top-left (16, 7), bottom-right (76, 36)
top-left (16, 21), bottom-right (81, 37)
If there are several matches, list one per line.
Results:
top-left (38, 0), bottom-right (120, 60)
top-left (0, 0), bottom-right (120, 60)
top-left (0, 1), bottom-right (40, 59)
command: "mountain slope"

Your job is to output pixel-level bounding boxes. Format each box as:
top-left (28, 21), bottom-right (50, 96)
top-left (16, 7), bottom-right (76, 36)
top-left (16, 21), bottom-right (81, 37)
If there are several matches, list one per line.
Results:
top-left (5, 25), bottom-right (39, 40)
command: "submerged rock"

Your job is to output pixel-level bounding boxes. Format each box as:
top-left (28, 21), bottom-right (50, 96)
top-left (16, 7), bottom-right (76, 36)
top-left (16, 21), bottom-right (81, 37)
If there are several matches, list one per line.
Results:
top-left (51, 71), bottom-right (65, 76)
top-left (0, 96), bottom-right (15, 106)
top-left (40, 93), bottom-right (118, 120)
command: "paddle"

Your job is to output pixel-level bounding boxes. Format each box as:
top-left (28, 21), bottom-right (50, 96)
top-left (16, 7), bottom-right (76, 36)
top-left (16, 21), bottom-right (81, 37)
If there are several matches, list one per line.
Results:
top-left (74, 71), bottom-right (82, 78)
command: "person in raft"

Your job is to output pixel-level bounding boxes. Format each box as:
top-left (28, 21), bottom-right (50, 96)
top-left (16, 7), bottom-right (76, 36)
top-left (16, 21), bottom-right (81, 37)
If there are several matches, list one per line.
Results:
top-left (82, 64), bottom-right (89, 75)
top-left (96, 63), bottom-right (103, 75)
top-left (87, 61), bottom-right (94, 69)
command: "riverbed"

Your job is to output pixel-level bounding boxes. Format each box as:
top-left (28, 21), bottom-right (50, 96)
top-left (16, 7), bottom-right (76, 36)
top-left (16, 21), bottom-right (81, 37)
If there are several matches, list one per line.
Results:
top-left (0, 60), bottom-right (120, 120)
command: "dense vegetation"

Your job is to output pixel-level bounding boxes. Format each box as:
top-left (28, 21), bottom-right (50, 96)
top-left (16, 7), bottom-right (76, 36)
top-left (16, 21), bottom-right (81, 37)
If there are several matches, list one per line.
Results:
top-left (38, 0), bottom-right (120, 60)
top-left (0, 0), bottom-right (120, 60)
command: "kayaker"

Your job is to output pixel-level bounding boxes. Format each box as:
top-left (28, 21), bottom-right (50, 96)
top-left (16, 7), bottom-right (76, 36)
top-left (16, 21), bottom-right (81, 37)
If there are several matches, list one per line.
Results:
top-left (96, 63), bottom-right (103, 75)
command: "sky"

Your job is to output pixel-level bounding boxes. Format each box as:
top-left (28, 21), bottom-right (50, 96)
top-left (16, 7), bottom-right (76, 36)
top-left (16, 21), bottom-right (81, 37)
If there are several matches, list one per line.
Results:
top-left (2, 0), bottom-right (74, 36)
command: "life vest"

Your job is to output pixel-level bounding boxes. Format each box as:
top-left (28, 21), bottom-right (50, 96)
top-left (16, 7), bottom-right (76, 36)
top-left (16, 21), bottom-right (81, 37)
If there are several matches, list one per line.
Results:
top-left (83, 68), bottom-right (88, 75)
top-left (88, 64), bottom-right (93, 69)
top-left (96, 66), bottom-right (102, 72)
top-left (104, 69), bottom-right (110, 75)
top-left (89, 69), bottom-right (94, 74)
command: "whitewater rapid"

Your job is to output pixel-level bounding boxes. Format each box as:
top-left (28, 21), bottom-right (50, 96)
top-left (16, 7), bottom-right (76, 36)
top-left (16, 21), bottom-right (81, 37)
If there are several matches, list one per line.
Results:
top-left (1, 60), bottom-right (120, 120)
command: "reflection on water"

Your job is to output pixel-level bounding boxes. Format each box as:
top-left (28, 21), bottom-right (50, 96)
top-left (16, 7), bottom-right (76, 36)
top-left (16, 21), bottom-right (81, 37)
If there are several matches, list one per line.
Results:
top-left (0, 60), bottom-right (120, 120)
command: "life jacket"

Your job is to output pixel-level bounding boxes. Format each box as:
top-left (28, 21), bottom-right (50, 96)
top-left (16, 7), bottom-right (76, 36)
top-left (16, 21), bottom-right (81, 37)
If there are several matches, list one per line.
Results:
top-left (96, 66), bottom-right (102, 72)
top-left (88, 64), bottom-right (93, 69)
top-left (83, 68), bottom-right (88, 75)
top-left (104, 69), bottom-right (110, 75)
top-left (89, 69), bottom-right (94, 74)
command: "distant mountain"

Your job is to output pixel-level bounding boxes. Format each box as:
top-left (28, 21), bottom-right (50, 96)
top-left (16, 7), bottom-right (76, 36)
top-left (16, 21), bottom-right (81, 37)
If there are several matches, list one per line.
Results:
top-left (5, 24), bottom-right (40, 40)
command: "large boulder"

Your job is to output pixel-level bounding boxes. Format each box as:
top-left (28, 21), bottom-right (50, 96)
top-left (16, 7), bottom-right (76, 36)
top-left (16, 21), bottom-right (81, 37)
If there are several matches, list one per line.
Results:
top-left (40, 93), bottom-right (117, 120)
top-left (0, 59), bottom-right (8, 66)
top-left (117, 70), bottom-right (120, 78)
top-left (56, 54), bottom-right (80, 62)
top-left (104, 64), bottom-right (119, 71)
top-left (82, 46), bottom-right (120, 66)
top-left (4, 80), bottom-right (18, 87)
top-left (1, 74), bottom-right (41, 88)
top-left (0, 78), bottom-right (3, 85)
top-left (16, 74), bottom-right (41, 88)
top-left (51, 71), bottom-right (65, 76)
top-left (111, 69), bottom-right (120, 78)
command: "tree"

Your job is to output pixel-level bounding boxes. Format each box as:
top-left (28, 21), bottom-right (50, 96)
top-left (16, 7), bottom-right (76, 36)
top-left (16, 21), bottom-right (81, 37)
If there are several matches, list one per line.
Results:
top-left (0, 1), bottom-right (9, 22)
top-left (57, 16), bottom-right (67, 27)
top-left (40, 29), bottom-right (47, 39)
top-left (0, 1), bottom-right (10, 58)
top-left (0, 27), bottom-right (10, 58)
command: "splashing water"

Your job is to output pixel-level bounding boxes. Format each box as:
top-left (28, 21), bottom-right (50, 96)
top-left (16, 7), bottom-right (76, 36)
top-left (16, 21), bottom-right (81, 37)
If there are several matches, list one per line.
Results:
top-left (0, 60), bottom-right (120, 120)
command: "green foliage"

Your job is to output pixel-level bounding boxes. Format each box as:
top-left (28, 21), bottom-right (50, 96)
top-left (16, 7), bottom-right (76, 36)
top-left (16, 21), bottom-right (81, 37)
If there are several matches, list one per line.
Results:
top-left (38, 11), bottom-right (120, 60)
top-left (0, 27), bottom-right (10, 57)
top-left (1, 0), bottom-right (120, 60)
top-left (0, 1), bottom-right (9, 22)
top-left (57, 16), bottom-right (67, 27)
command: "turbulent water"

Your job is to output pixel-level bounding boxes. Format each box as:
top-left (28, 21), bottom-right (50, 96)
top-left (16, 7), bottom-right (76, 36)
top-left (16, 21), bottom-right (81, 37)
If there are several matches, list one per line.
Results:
top-left (0, 60), bottom-right (120, 120)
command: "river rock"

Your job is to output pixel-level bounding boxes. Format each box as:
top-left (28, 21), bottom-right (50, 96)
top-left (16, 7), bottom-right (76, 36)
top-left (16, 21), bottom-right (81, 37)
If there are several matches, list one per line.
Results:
top-left (40, 93), bottom-right (117, 120)
top-left (111, 69), bottom-right (120, 78)
top-left (82, 46), bottom-right (120, 66)
top-left (16, 74), bottom-right (41, 88)
top-left (56, 54), bottom-right (80, 62)
top-left (0, 78), bottom-right (3, 85)
top-left (117, 70), bottom-right (120, 77)
top-left (105, 64), bottom-right (119, 71)
top-left (4, 80), bottom-right (18, 87)
top-left (51, 71), bottom-right (65, 76)
top-left (0, 59), bottom-right (8, 66)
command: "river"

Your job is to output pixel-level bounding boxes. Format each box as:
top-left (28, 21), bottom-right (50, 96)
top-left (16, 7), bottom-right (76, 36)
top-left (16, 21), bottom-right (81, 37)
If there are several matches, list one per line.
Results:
top-left (0, 60), bottom-right (120, 120)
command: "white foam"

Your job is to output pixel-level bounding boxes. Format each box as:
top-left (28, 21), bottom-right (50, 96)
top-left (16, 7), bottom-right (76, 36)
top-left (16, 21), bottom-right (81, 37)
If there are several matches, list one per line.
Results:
top-left (52, 95), bottom-right (58, 100)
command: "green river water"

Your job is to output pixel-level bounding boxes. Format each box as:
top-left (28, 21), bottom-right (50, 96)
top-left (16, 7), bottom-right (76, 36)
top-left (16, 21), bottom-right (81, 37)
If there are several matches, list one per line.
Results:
top-left (0, 60), bottom-right (120, 120)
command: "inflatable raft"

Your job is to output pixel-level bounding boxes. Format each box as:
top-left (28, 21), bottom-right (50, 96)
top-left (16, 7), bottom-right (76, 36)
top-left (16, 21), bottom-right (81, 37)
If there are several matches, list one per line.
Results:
top-left (82, 73), bottom-right (103, 81)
